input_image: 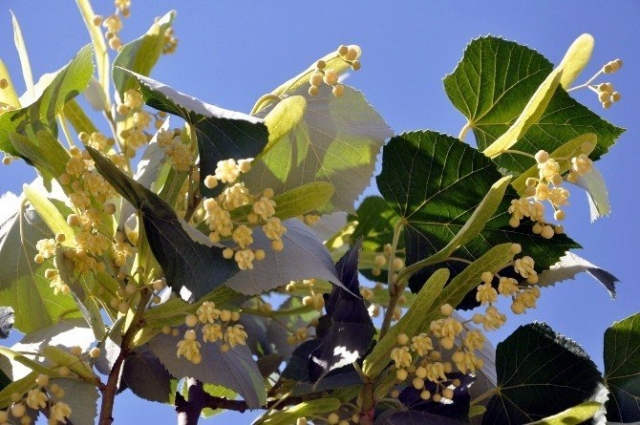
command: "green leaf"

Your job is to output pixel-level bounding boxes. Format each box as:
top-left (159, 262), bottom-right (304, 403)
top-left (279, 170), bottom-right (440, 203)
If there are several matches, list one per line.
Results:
top-left (0, 44), bottom-right (93, 157)
top-left (363, 268), bottom-right (449, 379)
top-left (604, 312), bottom-right (640, 422)
top-left (148, 327), bottom-right (266, 408)
top-left (0, 59), bottom-right (21, 109)
top-left (0, 371), bottom-right (38, 409)
top-left (483, 323), bottom-right (603, 424)
top-left (262, 95), bottom-right (307, 147)
top-left (122, 346), bottom-right (173, 403)
top-left (10, 12), bottom-right (34, 96)
top-left (526, 401), bottom-right (602, 425)
top-left (23, 183), bottom-right (74, 246)
top-left (112, 11), bottom-right (176, 99)
top-left (443, 36), bottom-right (624, 174)
top-left (377, 131), bottom-right (578, 296)
top-left (257, 398), bottom-right (341, 425)
top-left (247, 83), bottom-right (393, 213)
top-left (86, 147), bottom-right (239, 299)
top-left (120, 70), bottom-right (269, 199)
top-left (0, 192), bottom-right (80, 333)
top-left (9, 130), bottom-right (70, 188)
top-left (224, 219), bottom-right (340, 295)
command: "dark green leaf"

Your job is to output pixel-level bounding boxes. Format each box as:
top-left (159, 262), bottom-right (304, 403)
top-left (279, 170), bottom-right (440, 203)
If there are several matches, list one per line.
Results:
top-left (0, 45), bottom-right (93, 157)
top-left (112, 11), bottom-right (176, 99)
top-left (375, 410), bottom-right (468, 425)
top-left (119, 70), bottom-right (268, 198)
top-left (483, 323), bottom-right (603, 424)
top-left (122, 346), bottom-right (173, 403)
top-left (86, 147), bottom-right (238, 299)
top-left (604, 312), bottom-right (640, 422)
top-left (9, 130), bottom-right (70, 188)
top-left (376, 131), bottom-right (578, 298)
top-left (148, 326), bottom-right (266, 408)
top-left (443, 36), bottom-right (624, 174)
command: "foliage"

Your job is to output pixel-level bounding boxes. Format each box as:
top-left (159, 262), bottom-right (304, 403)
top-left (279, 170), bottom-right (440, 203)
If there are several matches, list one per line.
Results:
top-left (0, 2), bottom-right (634, 425)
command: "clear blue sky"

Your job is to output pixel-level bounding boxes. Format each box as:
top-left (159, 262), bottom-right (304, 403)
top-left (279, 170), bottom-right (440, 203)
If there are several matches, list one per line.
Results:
top-left (1, 1), bottom-right (639, 423)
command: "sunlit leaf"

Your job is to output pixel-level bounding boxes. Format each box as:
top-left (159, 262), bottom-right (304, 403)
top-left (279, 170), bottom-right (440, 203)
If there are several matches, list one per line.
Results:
top-left (558, 34), bottom-right (595, 88)
top-left (0, 44), bottom-right (93, 158)
top-left (119, 70), bottom-right (269, 199)
top-left (604, 312), bottom-right (640, 422)
top-left (444, 36), bottom-right (624, 174)
top-left (377, 131), bottom-right (578, 298)
top-left (573, 166), bottom-right (611, 222)
top-left (148, 326), bottom-right (266, 408)
top-left (526, 401), bottom-right (602, 425)
top-left (483, 323), bottom-right (603, 424)
top-left (537, 252), bottom-right (618, 298)
top-left (87, 146), bottom-right (239, 299)
top-left (112, 11), bottom-right (176, 99)
top-left (247, 83), bottom-right (392, 213)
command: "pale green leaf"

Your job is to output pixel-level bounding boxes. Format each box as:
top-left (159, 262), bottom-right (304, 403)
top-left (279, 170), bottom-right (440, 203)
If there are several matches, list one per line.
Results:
top-left (526, 401), bottom-right (602, 425)
top-left (49, 378), bottom-right (99, 425)
top-left (23, 183), bottom-right (74, 246)
top-left (263, 95), bottom-right (306, 147)
top-left (558, 34), bottom-right (595, 88)
top-left (363, 268), bottom-right (449, 379)
top-left (10, 12), bottom-right (34, 98)
top-left (257, 398), bottom-right (341, 425)
top-left (0, 59), bottom-right (21, 109)
top-left (75, 0), bottom-right (110, 105)
top-left (573, 166), bottom-right (610, 222)
top-left (247, 83), bottom-right (392, 213)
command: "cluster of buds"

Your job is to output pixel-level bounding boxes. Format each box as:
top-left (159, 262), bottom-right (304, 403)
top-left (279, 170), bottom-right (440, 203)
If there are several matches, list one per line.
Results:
top-left (156, 127), bottom-right (195, 172)
top-left (509, 143), bottom-right (595, 239)
top-left (371, 243), bottom-right (405, 279)
top-left (92, 0), bottom-right (132, 51)
top-left (169, 301), bottom-right (247, 364)
top-left (201, 158), bottom-right (286, 270)
top-left (0, 373), bottom-right (73, 425)
top-left (116, 89), bottom-right (158, 157)
top-left (307, 45), bottom-right (361, 98)
top-left (389, 303), bottom-right (484, 403)
top-left (594, 81), bottom-right (622, 109)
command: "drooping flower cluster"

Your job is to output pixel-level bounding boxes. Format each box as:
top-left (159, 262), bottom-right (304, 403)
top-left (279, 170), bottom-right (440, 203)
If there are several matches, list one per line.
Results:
top-left (201, 158), bottom-right (286, 270)
top-left (169, 301), bottom-right (247, 364)
top-left (0, 373), bottom-right (73, 425)
top-left (308, 45), bottom-right (361, 97)
top-left (509, 143), bottom-right (595, 238)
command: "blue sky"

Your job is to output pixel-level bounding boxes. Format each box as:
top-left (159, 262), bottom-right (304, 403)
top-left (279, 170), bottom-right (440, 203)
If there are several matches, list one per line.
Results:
top-left (1, 1), bottom-right (639, 423)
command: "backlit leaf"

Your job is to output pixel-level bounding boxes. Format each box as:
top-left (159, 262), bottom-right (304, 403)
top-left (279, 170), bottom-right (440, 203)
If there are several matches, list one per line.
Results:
top-left (536, 252), bottom-right (618, 298)
top-left (604, 312), bottom-right (640, 422)
top-left (246, 83), bottom-right (392, 213)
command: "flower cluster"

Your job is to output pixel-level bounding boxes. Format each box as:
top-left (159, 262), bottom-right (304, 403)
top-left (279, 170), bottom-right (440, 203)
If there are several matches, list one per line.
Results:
top-left (509, 144), bottom-right (595, 238)
top-left (91, 0), bottom-right (131, 51)
top-left (307, 45), bottom-right (361, 97)
top-left (168, 301), bottom-right (247, 364)
top-left (202, 159), bottom-right (285, 270)
top-left (0, 373), bottom-right (73, 425)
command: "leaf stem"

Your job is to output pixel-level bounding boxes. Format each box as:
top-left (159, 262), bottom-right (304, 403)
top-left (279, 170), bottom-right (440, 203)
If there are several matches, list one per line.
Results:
top-left (250, 94), bottom-right (282, 116)
top-left (470, 387), bottom-right (498, 406)
top-left (458, 120), bottom-right (472, 141)
top-left (379, 220), bottom-right (404, 340)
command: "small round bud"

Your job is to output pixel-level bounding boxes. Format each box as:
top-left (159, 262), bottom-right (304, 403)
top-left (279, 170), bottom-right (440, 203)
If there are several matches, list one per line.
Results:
top-left (396, 333), bottom-right (409, 345)
top-left (351, 60), bottom-right (361, 71)
top-left (612, 92), bottom-right (622, 102)
top-left (337, 45), bottom-right (349, 56)
top-left (420, 390), bottom-right (431, 400)
top-left (323, 69), bottom-right (339, 86)
top-left (271, 239), bottom-right (284, 252)
top-left (10, 403), bottom-right (26, 418)
top-left (254, 249), bottom-right (266, 261)
top-left (535, 150), bottom-right (549, 164)
top-left (602, 100), bottom-right (612, 109)
top-left (309, 72), bottom-right (323, 87)
top-left (35, 374), bottom-right (49, 387)
top-left (540, 225), bottom-right (555, 239)
top-left (185, 314), bottom-right (198, 327)
top-left (510, 243), bottom-right (522, 255)
top-left (315, 60), bottom-right (326, 70)
top-left (327, 413), bottom-right (340, 425)
top-left (89, 347), bottom-right (101, 358)
top-left (554, 210), bottom-right (565, 221)
top-left (396, 368), bottom-right (408, 381)
top-left (69, 346), bottom-right (82, 357)
top-left (308, 86), bottom-right (319, 96)
top-left (442, 388), bottom-right (454, 400)
top-left (58, 366), bottom-right (70, 377)
top-left (0, 78), bottom-right (9, 90)
top-left (412, 377), bottom-right (425, 389)
top-left (332, 84), bottom-right (345, 97)
top-left (117, 301), bottom-right (129, 314)
top-left (92, 15), bottom-right (103, 26)
top-left (125, 282), bottom-right (137, 296)
top-left (345, 47), bottom-right (358, 61)
top-left (440, 303), bottom-right (454, 316)
top-left (162, 326), bottom-right (171, 335)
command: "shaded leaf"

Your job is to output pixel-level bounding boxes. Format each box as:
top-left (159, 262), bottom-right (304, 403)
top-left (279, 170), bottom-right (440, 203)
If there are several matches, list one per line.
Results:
top-left (224, 219), bottom-right (340, 295)
top-left (309, 239), bottom-right (375, 383)
top-left (122, 346), bottom-right (173, 403)
top-left (0, 192), bottom-right (80, 333)
top-left (376, 131), bottom-right (578, 298)
top-left (537, 252), bottom-right (618, 298)
top-left (483, 323), bottom-right (602, 424)
top-left (375, 409), bottom-right (468, 425)
top-left (257, 398), bottom-right (341, 425)
top-left (112, 11), bottom-right (175, 99)
top-left (444, 36), bottom-right (624, 174)
top-left (247, 83), bottom-right (392, 213)
top-left (0, 45), bottom-right (93, 157)
top-left (604, 312), bottom-right (640, 422)
top-left (148, 326), bottom-right (266, 408)
top-left (0, 307), bottom-right (14, 339)
top-left (398, 372), bottom-right (474, 421)
top-left (87, 146), bottom-right (239, 299)
top-left (49, 378), bottom-right (99, 425)
top-left (120, 70), bottom-right (269, 199)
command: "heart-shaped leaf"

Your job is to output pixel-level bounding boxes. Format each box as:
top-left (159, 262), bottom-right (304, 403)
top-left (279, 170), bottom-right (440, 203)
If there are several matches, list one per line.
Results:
top-left (536, 252), bottom-right (618, 298)
top-left (604, 312), bottom-right (640, 422)
top-left (122, 346), bottom-right (173, 403)
top-left (483, 323), bottom-right (603, 424)
top-left (246, 83), bottom-right (392, 213)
